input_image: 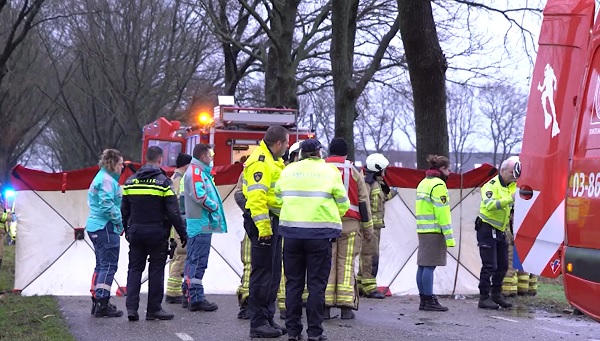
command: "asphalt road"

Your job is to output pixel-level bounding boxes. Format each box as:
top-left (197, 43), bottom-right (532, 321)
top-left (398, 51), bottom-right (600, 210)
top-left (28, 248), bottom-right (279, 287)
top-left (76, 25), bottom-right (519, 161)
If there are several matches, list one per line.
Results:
top-left (57, 295), bottom-right (600, 341)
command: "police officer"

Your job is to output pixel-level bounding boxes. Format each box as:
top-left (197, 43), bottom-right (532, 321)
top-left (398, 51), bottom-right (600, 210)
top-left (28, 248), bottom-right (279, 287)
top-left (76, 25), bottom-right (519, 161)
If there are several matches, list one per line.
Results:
top-left (166, 153), bottom-right (192, 304)
top-left (121, 146), bottom-right (188, 321)
top-left (243, 125), bottom-right (289, 338)
top-left (275, 138), bottom-right (349, 341)
top-left (324, 138), bottom-right (373, 320)
top-left (476, 156), bottom-right (520, 309)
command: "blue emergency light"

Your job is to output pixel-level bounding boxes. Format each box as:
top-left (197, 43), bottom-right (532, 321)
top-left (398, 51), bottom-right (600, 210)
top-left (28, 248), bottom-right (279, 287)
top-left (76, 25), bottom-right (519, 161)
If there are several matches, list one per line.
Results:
top-left (4, 188), bottom-right (15, 199)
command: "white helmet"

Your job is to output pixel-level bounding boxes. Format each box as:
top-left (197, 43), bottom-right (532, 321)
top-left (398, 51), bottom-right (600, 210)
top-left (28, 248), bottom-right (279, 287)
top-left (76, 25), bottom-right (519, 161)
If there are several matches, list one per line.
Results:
top-left (289, 141), bottom-right (303, 155)
top-left (366, 153), bottom-right (389, 172)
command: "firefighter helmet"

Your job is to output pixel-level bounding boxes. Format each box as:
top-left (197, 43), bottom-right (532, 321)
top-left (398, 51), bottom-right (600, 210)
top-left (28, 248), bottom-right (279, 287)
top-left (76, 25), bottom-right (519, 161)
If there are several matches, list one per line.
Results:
top-left (290, 141), bottom-right (303, 155)
top-left (508, 156), bottom-right (521, 179)
top-left (366, 153), bottom-right (389, 172)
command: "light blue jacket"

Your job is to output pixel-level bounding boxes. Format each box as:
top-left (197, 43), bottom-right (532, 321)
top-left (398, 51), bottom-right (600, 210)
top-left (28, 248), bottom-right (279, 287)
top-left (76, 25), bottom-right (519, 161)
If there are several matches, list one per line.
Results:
top-left (184, 159), bottom-right (227, 237)
top-left (86, 167), bottom-right (123, 234)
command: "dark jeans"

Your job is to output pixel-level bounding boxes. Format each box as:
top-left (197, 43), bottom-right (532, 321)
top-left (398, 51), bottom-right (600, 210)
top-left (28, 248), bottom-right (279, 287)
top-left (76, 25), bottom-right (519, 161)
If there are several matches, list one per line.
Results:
top-left (184, 234), bottom-right (212, 303)
top-left (416, 266), bottom-right (436, 296)
top-left (89, 222), bottom-right (120, 299)
top-left (477, 222), bottom-right (508, 296)
top-left (284, 237), bottom-right (332, 339)
top-left (248, 216), bottom-right (282, 329)
top-left (125, 230), bottom-right (168, 313)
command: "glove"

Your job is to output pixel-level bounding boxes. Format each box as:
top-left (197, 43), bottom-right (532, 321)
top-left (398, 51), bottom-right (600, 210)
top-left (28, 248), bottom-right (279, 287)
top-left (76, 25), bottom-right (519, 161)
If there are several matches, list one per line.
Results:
top-left (446, 238), bottom-right (456, 247)
top-left (180, 235), bottom-right (188, 248)
top-left (380, 180), bottom-right (391, 195)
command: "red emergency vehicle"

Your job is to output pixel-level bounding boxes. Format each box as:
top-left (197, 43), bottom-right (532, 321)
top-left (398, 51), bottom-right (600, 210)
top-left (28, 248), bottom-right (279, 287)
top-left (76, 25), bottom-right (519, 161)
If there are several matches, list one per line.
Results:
top-left (141, 96), bottom-right (314, 169)
top-left (514, 0), bottom-right (600, 322)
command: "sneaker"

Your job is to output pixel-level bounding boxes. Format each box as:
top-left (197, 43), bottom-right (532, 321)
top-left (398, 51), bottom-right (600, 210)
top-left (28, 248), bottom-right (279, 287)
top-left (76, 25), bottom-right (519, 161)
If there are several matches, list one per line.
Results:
top-left (146, 309), bottom-right (174, 320)
top-left (189, 299), bottom-right (218, 312)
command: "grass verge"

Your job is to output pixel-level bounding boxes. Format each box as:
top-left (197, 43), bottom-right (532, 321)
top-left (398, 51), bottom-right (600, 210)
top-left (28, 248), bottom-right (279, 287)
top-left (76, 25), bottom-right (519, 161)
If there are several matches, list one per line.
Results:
top-left (0, 244), bottom-right (75, 341)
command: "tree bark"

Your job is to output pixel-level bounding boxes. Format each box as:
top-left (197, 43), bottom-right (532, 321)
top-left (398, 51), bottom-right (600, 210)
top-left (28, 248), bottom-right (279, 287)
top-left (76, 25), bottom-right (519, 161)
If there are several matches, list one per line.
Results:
top-left (264, 0), bottom-right (300, 108)
top-left (399, 0), bottom-right (449, 169)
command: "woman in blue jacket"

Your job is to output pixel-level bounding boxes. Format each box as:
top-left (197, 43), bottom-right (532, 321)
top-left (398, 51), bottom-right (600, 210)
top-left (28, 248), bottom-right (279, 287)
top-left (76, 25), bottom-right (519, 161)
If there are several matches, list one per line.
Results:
top-left (86, 149), bottom-right (124, 318)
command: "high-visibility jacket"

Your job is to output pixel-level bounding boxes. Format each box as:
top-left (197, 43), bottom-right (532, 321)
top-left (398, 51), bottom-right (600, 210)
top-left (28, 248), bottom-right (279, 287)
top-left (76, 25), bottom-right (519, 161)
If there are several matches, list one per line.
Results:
top-left (242, 140), bottom-right (286, 238)
top-left (275, 157), bottom-right (349, 239)
top-left (325, 156), bottom-right (373, 230)
top-left (368, 180), bottom-right (395, 228)
top-left (415, 176), bottom-right (455, 247)
top-left (479, 175), bottom-right (516, 232)
top-left (171, 169), bottom-right (186, 214)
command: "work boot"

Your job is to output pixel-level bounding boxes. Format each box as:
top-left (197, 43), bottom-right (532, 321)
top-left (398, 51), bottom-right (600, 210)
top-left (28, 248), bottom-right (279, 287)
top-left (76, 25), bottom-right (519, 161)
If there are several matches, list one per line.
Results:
top-left (182, 297), bottom-right (188, 309)
top-left (189, 299), bottom-right (218, 312)
top-left (280, 309), bottom-right (287, 320)
top-left (165, 295), bottom-right (183, 304)
top-left (340, 308), bottom-right (355, 320)
top-left (127, 310), bottom-right (139, 322)
top-left (269, 319), bottom-right (287, 335)
top-left (422, 295), bottom-right (448, 311)
top-left (491, 293), bottom-right (513, 308)
top-left (419, 294), bottom-right (425, 310)
top-left (323, 307), bottom-right (332, 320)
top-left (288, 336), bottom-right (303, 341)
top-left (90, 297), bottom-right (97, 315)
top-left (146, 309), bottom-right (174, 320)
top-left (249, 324), bottom-right (283, 338)
top-left (478, 295), bottom-right (500, 310)
top-left (308, 334), bottom-right (328, 341)
top-left (94, 297), bottom-right (123, 318)
top-left (365, 290), bottom-right (385, 299)
top-left (238, 307), bottom-right (251, 319)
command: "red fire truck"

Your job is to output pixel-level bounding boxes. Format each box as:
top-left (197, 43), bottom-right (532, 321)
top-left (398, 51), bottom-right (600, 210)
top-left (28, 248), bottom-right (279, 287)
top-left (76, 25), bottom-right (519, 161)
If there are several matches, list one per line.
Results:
top-left (514, 0), bottom-right (600, 322)
top-left (141, 96), bottom-right (314, 169)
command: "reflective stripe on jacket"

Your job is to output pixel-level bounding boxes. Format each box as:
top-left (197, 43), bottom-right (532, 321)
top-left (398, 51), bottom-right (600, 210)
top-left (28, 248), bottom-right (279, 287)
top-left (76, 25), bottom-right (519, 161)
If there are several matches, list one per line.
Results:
top-left (275, 158), bottom-right (349, 239)
top-left (479, 175), bottom-right (516, 232)
top-left (415, 176), bottom-right (454, 246)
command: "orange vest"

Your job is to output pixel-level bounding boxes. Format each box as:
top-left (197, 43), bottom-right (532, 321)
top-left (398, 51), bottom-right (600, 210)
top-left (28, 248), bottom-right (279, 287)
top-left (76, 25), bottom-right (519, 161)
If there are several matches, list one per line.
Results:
top-left (325, 156), bottom-right (361, 221)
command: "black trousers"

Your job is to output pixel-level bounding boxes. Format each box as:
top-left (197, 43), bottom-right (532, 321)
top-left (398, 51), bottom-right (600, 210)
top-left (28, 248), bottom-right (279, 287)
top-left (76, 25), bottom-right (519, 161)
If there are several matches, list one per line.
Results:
top-left (125, 230), bottom-right (169, 313)
top-left (477, 222), bottom-right (508, 296)
top-left (247, 216), bottom-right (282, 329)
top-left (284, 237), bottom-right (332, 339)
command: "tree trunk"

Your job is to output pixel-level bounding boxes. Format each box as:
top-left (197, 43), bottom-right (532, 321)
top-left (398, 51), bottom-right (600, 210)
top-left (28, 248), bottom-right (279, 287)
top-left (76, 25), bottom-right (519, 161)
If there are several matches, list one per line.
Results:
top-left (330, 0), bottom-right (359, 160)
top-left (264, 0), bottom-right (300, 108)
top-left (399, 0), bottom-right (449, 169)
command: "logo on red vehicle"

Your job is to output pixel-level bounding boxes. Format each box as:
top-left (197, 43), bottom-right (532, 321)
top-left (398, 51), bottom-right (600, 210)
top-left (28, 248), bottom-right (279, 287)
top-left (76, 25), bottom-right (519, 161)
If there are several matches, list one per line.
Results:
top-left (537, 63), bottom-right (560, 137)
top-left (550, 258), bottom-right (560, 274)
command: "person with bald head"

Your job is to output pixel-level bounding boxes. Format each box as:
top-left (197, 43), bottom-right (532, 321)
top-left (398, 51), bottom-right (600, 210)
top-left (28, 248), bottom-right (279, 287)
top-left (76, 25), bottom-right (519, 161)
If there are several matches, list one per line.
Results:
top-left (475, 156), bottom-right (521, 310)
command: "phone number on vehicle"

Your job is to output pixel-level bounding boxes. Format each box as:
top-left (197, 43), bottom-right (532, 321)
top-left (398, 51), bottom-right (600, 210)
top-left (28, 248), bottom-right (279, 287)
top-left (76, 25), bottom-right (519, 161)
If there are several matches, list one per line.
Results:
top-left (572, 172), bottom-right (600, 197)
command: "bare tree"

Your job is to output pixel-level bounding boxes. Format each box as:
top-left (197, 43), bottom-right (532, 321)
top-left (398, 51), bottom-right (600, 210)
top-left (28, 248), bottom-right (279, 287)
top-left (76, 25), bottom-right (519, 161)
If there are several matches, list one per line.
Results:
top-left (355, 84), bottom-right (408, 155)
top-left (330, 0), bottom-right (401, 160)
top-left (43, 0), bottom-right (214, 168)
top-left (447, 84), bottom-right (480, 172)
top-left (478, 82), bottom-right (527, 165)
top-left (298, 89), bottom-right (335, 144)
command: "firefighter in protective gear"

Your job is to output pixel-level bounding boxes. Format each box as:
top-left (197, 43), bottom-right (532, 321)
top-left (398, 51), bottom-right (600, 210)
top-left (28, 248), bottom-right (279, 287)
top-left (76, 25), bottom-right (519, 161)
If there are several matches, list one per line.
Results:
top-left (415, 155), bottom-right (454, 311)
top-left (502, 209), bottom-right (518, 297)
top-left (275, 138), bottom-right (349, 341)
top-left (476, 156), bottom-right (519, 310)
top-left (323, 138), bottom-right (373, 320)
top-left (166, 153), bottom-right (192, 304)
top-left (358, 153), bottom-right (395, 299)
top-left (242, 125), bottom-right (289, 339)
top-left (0, 196), bottom-right (12, 279)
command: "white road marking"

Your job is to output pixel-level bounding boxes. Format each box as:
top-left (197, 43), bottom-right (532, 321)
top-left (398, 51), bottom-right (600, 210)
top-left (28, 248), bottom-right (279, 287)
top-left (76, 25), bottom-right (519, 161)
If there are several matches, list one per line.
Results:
top-left (536, 327), bottom-right (571, 335)
top-left (175, 333), bottom-right (194, 341)
top-left (489, 316), bottom-right (518, 323)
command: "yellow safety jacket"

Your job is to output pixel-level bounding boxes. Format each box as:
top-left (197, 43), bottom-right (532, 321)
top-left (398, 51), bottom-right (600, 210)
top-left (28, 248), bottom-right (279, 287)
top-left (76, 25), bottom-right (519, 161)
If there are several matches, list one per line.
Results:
top-left (242, 140), bottom-right (286, 238)
top-left (275, 157), bottom-right (349, 239)
top-left (479, 175), bottom-right (516, 232)
top-left (415, 176), bottom-right (455, 247)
